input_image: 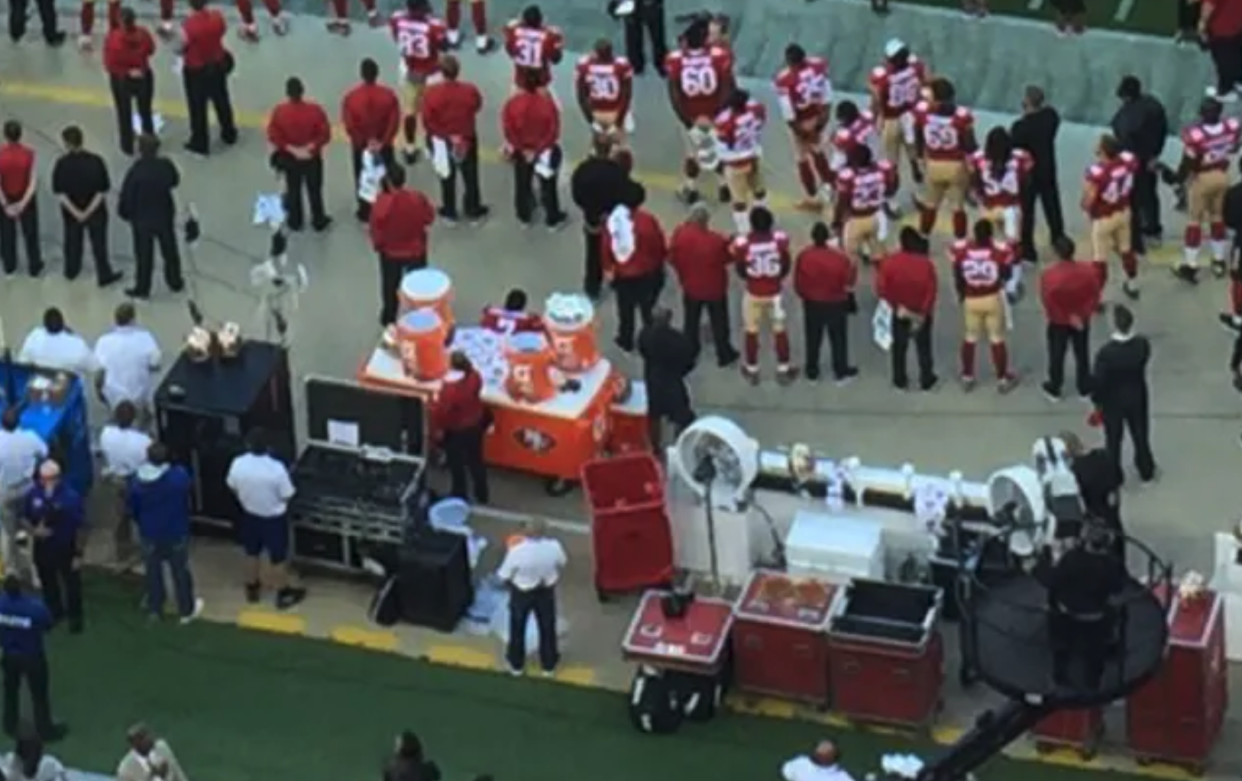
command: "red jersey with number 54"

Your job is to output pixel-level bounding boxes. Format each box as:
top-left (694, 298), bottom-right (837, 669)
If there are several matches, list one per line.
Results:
top-left (665, 46), bottom-right (733, 121)
top-left (950, 240), bottom-right (1012, 297)
top-left (835, 162), bottom-right (897, 217)
top-left (390, 11), bottom-right (448, 77)
top-left (970, 149), bottom-right (1032, 209)
top-left (731, 231), bottom-right (792, 298)
top-left (1084, 152), bottom-right (1138, 218)
top-left (504, 22), bottom-right (564, 87)
top-left (574, 53), bottom-right (634, 115)
top-left (1183, 118), bottom-right (1241, 174)
top-left (913, 103), bottom-right (974, 161)
top-left (773, 56), bottom-right (831, 125)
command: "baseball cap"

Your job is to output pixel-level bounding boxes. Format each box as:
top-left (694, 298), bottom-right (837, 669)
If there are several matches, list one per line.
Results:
top-left (884, 38), bottom-right (906, 58)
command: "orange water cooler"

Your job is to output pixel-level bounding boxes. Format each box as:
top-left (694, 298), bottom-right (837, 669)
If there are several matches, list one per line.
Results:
top-left (396, 309), bottom-right (449, 381)
top-left (504, 332), bottom-right (559, 403)
top-left (400, 268), bottom-right (455, 324)
top-left (544, 293), bottom-right (600, 373)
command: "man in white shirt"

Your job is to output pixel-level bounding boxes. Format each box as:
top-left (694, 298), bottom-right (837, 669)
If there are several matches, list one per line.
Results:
top-left (18, 308), bottom-right (97, 375)
top-left (98, 402), bottom-right (153, 570)
top-left (225, 429), bottom-right (306, 610)
top-left (116, 723), bottom-right (189, 781)
top-left (496, 519), bottom-right (567, 677)
top-left (782, 740), bottom-right (854, 781)
top-left (93, 303), bottom-right (162, 419)
top-left (0, 409), bottom-right (47, 579)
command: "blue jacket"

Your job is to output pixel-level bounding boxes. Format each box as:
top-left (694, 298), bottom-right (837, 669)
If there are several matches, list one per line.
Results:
top-left (128, 464), bottom-right (193, 544)
top-left (0, 594), bottom-right (52, 656)
top-left (22, 483), bottom-right (84, 551)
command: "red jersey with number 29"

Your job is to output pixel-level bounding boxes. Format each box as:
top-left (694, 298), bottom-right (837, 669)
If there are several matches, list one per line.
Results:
top-left (1084, 152), bottom-right (1138, 218)
top-left (950, 240), bottom-right (1012, 298)
top-left (835, 162), bottom-right (897, 217)
top-left (731, 231), bottom-right (792, 298)
top-left (504, 22), bottom-right (564, 87)
top-left (390, 12), bottom-right (448, 77)
top-left (665, 46), bottom-right (733, 121)
top-left (574, 53), bottom-right (634, 114)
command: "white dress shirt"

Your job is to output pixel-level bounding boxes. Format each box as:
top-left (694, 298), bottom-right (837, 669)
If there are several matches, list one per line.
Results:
top-left (226, 453), bottom-right (295, 517)
top-left (497, 537), bottom-right (567, 591)
top-left (99, 425), bottom-right (154, 478)
top-left (0, 428), bottom-right (48, 491)
top-left (94, 326), bottom-right (163, 409)
top-left (19, 327), bottom-right (98, 375)
top-left (782, 758), bottom-right (855, 781)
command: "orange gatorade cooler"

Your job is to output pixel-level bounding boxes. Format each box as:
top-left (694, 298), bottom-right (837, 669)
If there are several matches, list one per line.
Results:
top-left (504, 332), bottom-right (558, 403)
top-left (399, 268), bottom-right (454, 324)
top-left (544, 293), bottom-right (600, 373)
top-left (396, 308), bottom-right (449, 381)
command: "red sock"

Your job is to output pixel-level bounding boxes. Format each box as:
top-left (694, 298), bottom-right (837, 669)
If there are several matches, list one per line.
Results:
top-left (330, 0), bottom-right (347, 19)
top-left (960, 341), bottom-right (976, 378)
top-left (158, 0), bottom-right (173, 20)
top-left (263, 0), bottom-right (280, 15)
top-left (446, 0), bottom-right (462, 30)
top-left (360, 0), bottom-right (375, 13)
top-left (797, 161), bottom-right (816, 198)
top-left (1185, 224), bottom-right (1202, 251)
top-left (918, 205), bottom-right (936, 235)
top-left (774, 331), bottom-right (791, 366)
top-left (744, 333), bottom-right (759, 368)
top-left (470, 0), bottom-right (487, 34)
top-left (1212, 221), bottom-right (1227, 242)
top-left (811, 152), bottom-right (832, 186)
top-left (80, 2), bottom-right (95, 34)
top-left (236, 0), bottom-right (255, 24)
top-left (952, 210), bottom-right (968, 240)
top-left (107, 0), bottom-right (121, 28)
top-left (990, 342), bottom-right (1009, 379)
top-left (1094, 261), bottom-right (1108, 288)
top-left (614, 149), bottom-right (633, 173)
top-left (1121, 252), bottom-right (1138, 280)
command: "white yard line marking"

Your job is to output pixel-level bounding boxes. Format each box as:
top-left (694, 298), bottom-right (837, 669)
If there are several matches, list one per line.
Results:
top-left (1114, 0), bottom-right (1135, 22)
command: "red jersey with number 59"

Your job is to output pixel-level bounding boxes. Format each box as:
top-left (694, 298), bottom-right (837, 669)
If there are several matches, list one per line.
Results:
top-left (1183, 118), bottom-right (1241, 174)
top-left (504, 22), bottom-right (564, 88)
top-left (835, 162), bottom-right (897, 217)
top-left (1084, 153), bottom-right (1138, 218)
top-left (868, 57), bottom-right (927, 120)
top-left (970, 149), bottom-right (1032, 209)
top-left (574, 53), bottom-right (634, 114)
top-left (731, 231), bottom-right (792, 297)
top-left (665, 46), bottom-right (733, 121)
top-left (951, 240), bottom-right (1012, 297)
top-left (390, 11), bottom-right (448, 77)
top-left (773, 56), bottom-right (831, 124)
top-left (913, 102), bottom-right (974, 161)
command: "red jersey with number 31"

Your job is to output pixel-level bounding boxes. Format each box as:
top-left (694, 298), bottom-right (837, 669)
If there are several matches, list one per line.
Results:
top-left (665, 46), bottom-right (733, 121)
top-left (835, 162), bottom-right (897, 217)
top-left (390, 11), bottom-right (448, 77)
top-left (1084, 152), bottom-right (1138, 218)
top-left (504, 22), bottom-right (564, 87)
top-left (950, 240), bottom-right (1012, 297)
top-left (574, 53), bottom-right (634, 115)
top-left (773, 57), bottom-right (831, 124)
top-left (731, 231), bottom-right (792, 297)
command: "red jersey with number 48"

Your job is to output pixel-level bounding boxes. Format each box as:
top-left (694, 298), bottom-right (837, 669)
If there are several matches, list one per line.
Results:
top-left (970, 150), bottom-right (1032, 209)
top-left (951, 240), bottom-right (1013, 298)
top-left (1183, 119), bottom-right (1242, 174)
top-left (574, 53), bottom-right (634, 115)
top-left (665, 46), bottom-right (733, 121)
top-left (504, 22), bottom-right (564, 87)
top-left (835, 162), bottom-right (897, 217)
top-left (731, 231), bottom-right (792, 298)
top-left (1084, 153), bottom-right (1138, 218)
top-left (868, 57), bottom-right (927, 120)
top-left (913, 103), bottom-right (974, 161)
top-left (390, 11), bottom-right (448, 77)
top-left (774, 56), bottom-right (831, 124)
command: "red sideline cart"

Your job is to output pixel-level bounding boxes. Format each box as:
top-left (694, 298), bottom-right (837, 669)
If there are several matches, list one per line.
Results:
top-left (581, 454), bottom-right (674, 602)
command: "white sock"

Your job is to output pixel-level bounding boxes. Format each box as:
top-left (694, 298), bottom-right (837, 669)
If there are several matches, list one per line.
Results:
top-left (476, 34), bottom-right (489, 47)
top-left (1183, 245), bottom-right (1200, 268)
top-left (1211, 240), bottom-right (1228, 263)
top-left (447, 28), bottom-right (461, 45)
top-left (731, 210), bottom-right (749, 234)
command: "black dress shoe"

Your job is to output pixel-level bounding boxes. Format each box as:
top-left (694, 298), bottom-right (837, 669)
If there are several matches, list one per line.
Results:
top-left (220, 130), bottom-right (239, 146)
top-left (124, 287), bottom-right (150, 300)
top-left (167, 280), bottom-right (185, 293)
top-left (311, 216), bottom-right (333, 232)
top-left (29, 264), bottom-right (44, 278)
top-left (98, 271), bottom-right (124, 288)
top-left (183, 143), bottom-right (209, 156)
top-left (45, 31), bottom-right (66, 46)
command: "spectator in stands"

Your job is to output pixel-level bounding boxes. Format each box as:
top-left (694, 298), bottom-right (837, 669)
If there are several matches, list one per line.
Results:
top-left (3, 730), bottom-right (66, 781)
top-left (130, 443), bottom-right (203, 623)
top-left (227, 430), bottom-right (305, 610)
top-left (18, 308), bottom-right (96, 376)
top-left (117, 723), bottom-right (189, 781)
top-left (99, 402), bottom-right (152, 571)
top-left (384, 731), bottom-right (441, 781)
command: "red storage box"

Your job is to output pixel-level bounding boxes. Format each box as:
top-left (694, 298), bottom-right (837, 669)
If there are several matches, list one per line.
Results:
top-left (581, 454), bottom-right (674, 600)
top-left (1032, 708), bottom-right (1104, 758)
top-left (732, 571), bottom-right (839, 707)
top-left (622, 590), bottom-right (734, 676)
top-left (607, 380), bottom-right (650, 454)
top-left (1126, 590), bottom-right (1227, 773)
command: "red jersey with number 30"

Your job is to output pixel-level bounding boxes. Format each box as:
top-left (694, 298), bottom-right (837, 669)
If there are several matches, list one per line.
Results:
top-left (504, 22), bottom-right (564, 87)
top-left (665, 46), bottom-right (733, 121)
top-left (835, 162), bottom-right (897, 217)
top-left (951, 240), bottom-right (1013, 298)
top-left (1183, 119), bottom-right (1241, 174)
top-left (773, 57), bottom-right (831, 125)
top-left (913, 102), bottom-right (974, 161)
top-left (1084, 153), bottom-right (1138, 218)
top-left (390, 11), bottom-right (448, 77)
top-left (970, 150), bottom-right (1032, 208)
top-left (574, 53), bottom-right (634, 115)
top-left (868, 57), bottom-right (927, 120)
top-left (731, 231), bottom-right (792, 298)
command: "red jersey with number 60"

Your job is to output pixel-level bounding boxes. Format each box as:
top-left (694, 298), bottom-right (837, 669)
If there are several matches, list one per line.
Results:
top-left (574, 53), bottom-right (634, 115)
top-left (504, 22), bottom-right (564, 87)
top-left (1084, 152), bottom-right (1138, 219)
top-left (731, 231), bottom-right (792, 298)
top-left (835, 161), bottom-right (897, 217)
top-left (773, 56), bottom-right (831, 125)
top-left (970, 149), bottom-right (1032, 209)
top-left (665, 46), bottom-right (733, 121)
top-left (1183, 118), bottom-right (1242, 174)
top-left (868, 57), bottom-right (927, 120)
top-left (913, 103), bottom-right (974, 161)
top-left (390, 11), bottom-right (448, 77)
top-left (951, 240), bottom-right (1013, 298)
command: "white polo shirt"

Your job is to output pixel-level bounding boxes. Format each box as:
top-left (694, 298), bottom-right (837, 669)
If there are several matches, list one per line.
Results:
top-left (94, 325), bottom-right (163, 409)
top-left (226, 452), bottom-right (295, 518)
top-left (497, 536), bottom-right (567, 591)
top-left (0, 428), bottom-right (48, 492)
top-left (782, 758), bottom-right (855, 781)
top-left (19, 327), bottom-right (98, 375)
top-left (99, 425), bottom-right (153, 478)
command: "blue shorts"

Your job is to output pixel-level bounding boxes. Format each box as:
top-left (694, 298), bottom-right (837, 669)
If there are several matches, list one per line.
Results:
top-left (239, 513), bottom-right (290, 564)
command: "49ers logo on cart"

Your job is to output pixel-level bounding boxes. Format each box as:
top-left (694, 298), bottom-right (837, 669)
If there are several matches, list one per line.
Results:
top-left (515, 427), bottom-right (556, 453)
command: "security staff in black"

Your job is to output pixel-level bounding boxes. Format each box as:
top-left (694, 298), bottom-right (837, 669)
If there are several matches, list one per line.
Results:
top-left (570, 137), bottom-right (630, 300)
top-left (637, 307), bottom-right (696, 451)
top-left (0, 576), bottom-right (65, 741)
top-left (117, 134), bottom-right (184, 300)
top-left (1091, 304), bottom-right (1157, 484)
top-left (50, 126), bottom-right (123, 288)
top-left (1111, 76), bottom-right (1168, 253)
top-left (609, 0), bottom-right (666, 75)
top-left (1011, 85), bottom-right (1066, 263)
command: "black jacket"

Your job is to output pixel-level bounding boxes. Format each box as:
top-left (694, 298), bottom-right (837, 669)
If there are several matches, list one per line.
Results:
top-left (118, 156), bottom-right (180, 227)
top-left (1011, 106), bottom-right (1061, 181)
top-left (1039, 546), bottom-right (1126, 615)
top-left (570, 156), bottom-right (630, 228)
top-left (1071, 447), bottom-right (1123, 524)
top-left (1110, 95), bottom-right (1168, 164)
top-left (1091, 334), bottom-right (1151, 411)
top-left (638, 322), bottom-right (696, 412)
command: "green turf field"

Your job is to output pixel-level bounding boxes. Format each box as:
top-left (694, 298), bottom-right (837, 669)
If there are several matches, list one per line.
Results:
top-left (37, 574), bottom-right (1149, 781)
top-left (900, 0), bottom-right (1171, 37)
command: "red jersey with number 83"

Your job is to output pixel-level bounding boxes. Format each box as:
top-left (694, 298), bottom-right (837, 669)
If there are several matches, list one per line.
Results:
top-left (504, 22), bottom-right (564, 87)
top-left (574, 53), bottom-right (634, 114)
top-left (665, 46), bottom-right (733, 121)
top-left (1084, 153), bottom-right (1138, 218)
top-left (390, 11), bottom-right (448, 77)
top-left (950, 240), bottom-right (1012, 297)
top-left (835, 161), bottom-right (897, 217)
top-left (731, 231), bottom-right (791, 297)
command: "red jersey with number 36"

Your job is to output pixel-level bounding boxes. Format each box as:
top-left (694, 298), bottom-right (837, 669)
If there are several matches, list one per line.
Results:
top-left (913, 102), bottom-right (974, 161)
top-left (574, 53), bottom-right (634, 115)
top-left (504, 22), bottom-right (564, 87)
top-left (773, 56), bottom-right (831, 125)
top-left (970, 150), bottom-right (1032, 209)
top-left (868, 57), bottom-right (927, 120)
top-left (1084, 153), bottom-right (1138, 218)
top-left (951, 240), bottom-right (1012, 298)
top-left (835, 162), bottom-right (897, 218)
top-left (731, 231), bottom-right (792, 297)
top-left (1182, 118), bottom-right (1241, 174)
top-left (665, 46), bottom-right (733, 121)
top-left (390, 11), bottom-right (448, 77)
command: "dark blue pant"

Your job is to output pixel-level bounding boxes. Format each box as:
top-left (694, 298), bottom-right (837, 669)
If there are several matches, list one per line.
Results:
top-left (143, 539), bottom-right (196, 618)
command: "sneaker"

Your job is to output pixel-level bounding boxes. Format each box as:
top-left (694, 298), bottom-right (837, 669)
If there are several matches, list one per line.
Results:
top-left (76, 34), bottom-right (92, 50)
top-left (1213, 260), bottom-right (1228, 278)
top-left (1219, 313), bottom-right (1241, 332)
top-left (179, 597), bottom-right (205, 625)
top-left (438, 208), bottom-right (460, 226)
top-left (1174, 265), bottom-right (1199, 284)
top-left (1122, 279), bottom-right (1141, 300)
top-left (834, 367), bottom-right (859, 386)
top-left (271, 14), bottom-right (289, 34)
top-left (919, 375), bottom-right (939, 392)
top-left (507, 665), bottom-right (524, 677)
top-left (997, 374), bottom-right (1020, 394)
top-left (741, 366), bottom-right (760, 385)
top-left (1040, 381), bottom-right (1062, 403)
top-left (961, 375), bottom-right (976, 392)
top-left (547, 215), bottom-right (570, 232)
top-left (275, 587), bottom-right (307, 610)
top-left (776, 366), bottom-right (799, 385)
top-left (466, 206), bottom-right (491, 225)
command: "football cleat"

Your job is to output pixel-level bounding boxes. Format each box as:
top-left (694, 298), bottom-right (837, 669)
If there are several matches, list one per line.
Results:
top-left (998, 374), bottom-right (1020, 395)
top-left (1174, 265), bottom-right (1199, 284)
top-left (272, 15), bottom-right (289, 34)
top-left (960, 375), bottom-right (976, 392)
top-left (77, 34), bottom-right (93, 50)
top-left (1212, 260), bottom-right (1228, 278)
top-left (1122, 279), bottom-right (1141, 300)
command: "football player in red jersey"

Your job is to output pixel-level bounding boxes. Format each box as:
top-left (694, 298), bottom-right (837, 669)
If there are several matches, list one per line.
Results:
top-left (1082, 134), bottom-right (1141, 300)
top-left (832, 145), bottom-right (898, 266)
top-left (969, 127), bottom-right (1032, 249)
top-left (481, 288), bottom-right (544, 334)
top-left (828, 101), bottom-right (878, 186)
top-left (575, 39), bottom-right (635, 171)
top-left (715, 89), bottom-right (768, 234)
top-left (951, 219), bottom-right (1019, 393)
top-left (503, 5), bottom-right (564, 92)
top-left (444, 0), bottom-right (494, 53)
top-left (1173, 97), bottom-right (1240, 282)
top-left (913, 78), bottom-right (975, 240)
top-left (665, 19), bottom-right (735, 205)
top-left (868, 38), bottom-right (926, 185)
top-left (731, 206), bottom-right (796, 385)
top-left (391, 0), bottom-right (449, 165)
top-left (774, 44), bottom-right (833, 211)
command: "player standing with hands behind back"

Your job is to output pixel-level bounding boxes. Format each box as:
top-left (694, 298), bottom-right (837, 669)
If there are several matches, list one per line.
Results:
top-left (1082, 134), bottom-right (1141, 300)
top-left (869, 39), bottom-right (926, 189)
top-left (731, 207), bottom-right (795, 386)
